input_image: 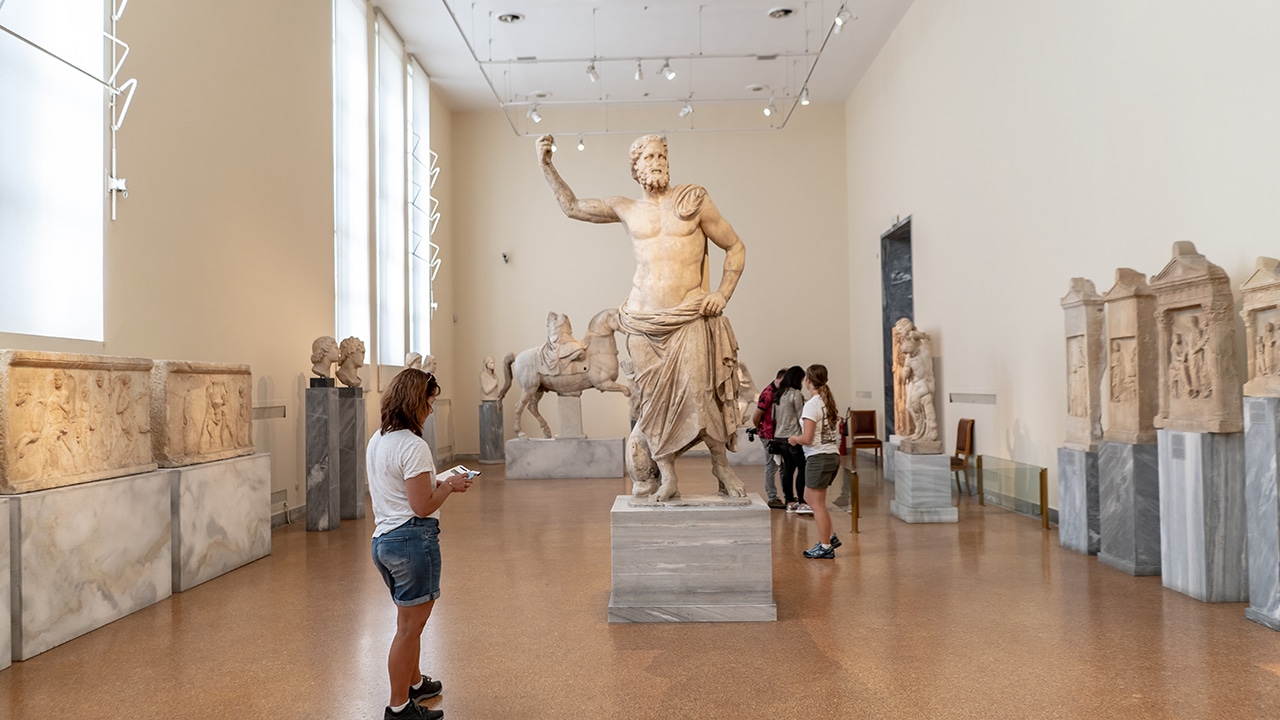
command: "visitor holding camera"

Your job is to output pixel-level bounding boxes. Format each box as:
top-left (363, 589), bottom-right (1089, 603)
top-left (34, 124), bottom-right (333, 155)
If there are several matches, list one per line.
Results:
top-left (751, 368), bottom-right (788, 508)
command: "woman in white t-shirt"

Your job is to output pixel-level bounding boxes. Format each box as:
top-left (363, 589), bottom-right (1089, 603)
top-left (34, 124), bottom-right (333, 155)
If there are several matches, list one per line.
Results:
top-left (367, 369), bottom-right (473, 720)
top-left (787, 364), bottom-right (843, 559)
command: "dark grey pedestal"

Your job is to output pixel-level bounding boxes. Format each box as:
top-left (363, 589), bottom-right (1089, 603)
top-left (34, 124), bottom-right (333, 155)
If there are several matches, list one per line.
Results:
top-left (305, 386), bottom-right (341, 531)
top-left (479, 401), bottom-right (504, 464)
top-left (338, 387), bottom-right (366, 520)
top-left (1098, 441), bottom-right (1161, 576)
top-left (1244, 397), bottom-right (1280, 630)
top-left (1058, 447), bottom-right (1100, 555)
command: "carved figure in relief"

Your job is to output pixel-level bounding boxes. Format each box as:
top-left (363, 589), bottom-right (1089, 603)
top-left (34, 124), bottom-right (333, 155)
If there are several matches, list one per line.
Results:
top-left (311, 336), bottom-right (341, 378)
top-left (1067, 339), bottom-right (1087, 417)
top-left (1188, 315), bottom-right (1212, 398)
top-left (336, 337), bottom-right (366, 388)
top-left (85, 371), bottom-right (111, 460)
top-left (1109, 340), bottom-right (1128, 403)
top-left (199, 381), bottom-right (234, 453)
top-left (901, 329), bottom-right (938, 443)
top-left (538, 313), bottom-right (588, 378)
top-left (12, 382), bottom-right (47, 473)
top-left (237, 384), bottom-right (252, 447)
top-left (1169, 333), bottom-right (1191, 400)
top-left (1265, 322), bottom-right (1277, 377)
top-left (46, 370), bottom-right (82, 473)
top-left (479, 356), bottom-right (500, 401)
top-left (892, 318), bottom-right (915, 437)
top-left (1257, 334), bottom-right (1268, 378)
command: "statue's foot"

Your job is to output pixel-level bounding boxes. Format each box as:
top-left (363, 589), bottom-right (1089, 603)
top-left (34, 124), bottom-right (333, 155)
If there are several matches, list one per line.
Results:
top-left (632, 478), bottom-right (659, 497)
top-left (655, 481), bottom-right (679, 502)
top-left (713, 468), bottom-right (747, 497)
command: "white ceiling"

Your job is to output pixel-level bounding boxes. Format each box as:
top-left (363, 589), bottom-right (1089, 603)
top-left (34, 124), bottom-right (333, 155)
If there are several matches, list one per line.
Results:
top-left (375, 0), bottom-right (914, 136)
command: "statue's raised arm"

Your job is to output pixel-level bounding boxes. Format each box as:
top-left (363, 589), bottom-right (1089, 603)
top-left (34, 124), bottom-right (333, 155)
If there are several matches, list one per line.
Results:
top-left (536, 135), bottom-right (622, 224)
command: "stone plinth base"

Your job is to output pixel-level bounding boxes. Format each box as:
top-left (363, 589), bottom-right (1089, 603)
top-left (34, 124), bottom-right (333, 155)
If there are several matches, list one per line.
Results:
top-left (0, 498), bottom-right (8, 670)
top-left (608, 494), bottom-right (775, 623)
top-left (884, 435), bottom-right (902, 481)
top-left (1058, 447), bottom-right (1100, 555)
top-left (338, 387), bottom-right (366, 520)
top-left (505, 438), bottom-right (624, 479)
top-left (680, 427), bottom-right (768, 466)
top-left (1158, 429), bottom-right (1248, 603)
top-left (1098, 441), bottom-right (1161, 576)
top-left (1245, 397), bottom-right (1280, 630)
top-left (305, 386), bottom-right (340, 532)
top-left (890, 452), bottom-right (957, 523)
top-left (479, 401), bottom-right (504, 464)
top-left (900, 438), bottom-right (944, 455)
top-left (10, 470), bottom-right (172, 661)
top-left (172, 454), bottom-right (271, 593)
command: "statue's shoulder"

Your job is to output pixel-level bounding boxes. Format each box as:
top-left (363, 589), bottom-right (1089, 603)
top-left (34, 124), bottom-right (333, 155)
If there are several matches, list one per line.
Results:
top-left (671, 183), bottom-right (707, 220)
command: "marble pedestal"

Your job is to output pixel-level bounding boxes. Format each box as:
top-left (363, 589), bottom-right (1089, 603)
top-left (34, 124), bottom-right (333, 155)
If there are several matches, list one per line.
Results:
top-left (884, 435), bottom-right (902, 481)
top-left (1098, 441), bottom-right (1161, 576)
top-left (557, 395), bottom-right (585, 439)
top-left (172, 454), bottom-right (272, 593)
top-left (338, 387), bottom-right (367, 520)
top-left (505, 438), bottom-right (625, 479)
top-left (890, 452), bottom-right (958, 523)
top-left (1157, 429), bottom-right (1248, 603)
top-left (422, 415), bottom-right (438, 461)
top-left (1244, 397), bottom-right (1280, 629)
top-left (10, 470), bottom-right (172, 661)
top-left (682, 427), bottom-right (768, 465)
top-left (479, 401), bottom-right (504, 464)
top-left (1058, 447), bottom-right (1100, 555)
top-left (305, 386), bottom-right (340, 531)
top-left (0, 498), bottom-right (9, 670)
top-left (608, 494), bottom-right (775, 622)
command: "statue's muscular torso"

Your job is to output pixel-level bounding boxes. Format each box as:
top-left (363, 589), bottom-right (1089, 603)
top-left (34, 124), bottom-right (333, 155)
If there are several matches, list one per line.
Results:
top-left (609, 192), bottom-right (707, 313)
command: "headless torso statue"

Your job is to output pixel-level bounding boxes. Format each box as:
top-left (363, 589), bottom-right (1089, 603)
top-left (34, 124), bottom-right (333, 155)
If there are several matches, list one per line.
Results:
top-left (537, 133), bottom-right (747, 502)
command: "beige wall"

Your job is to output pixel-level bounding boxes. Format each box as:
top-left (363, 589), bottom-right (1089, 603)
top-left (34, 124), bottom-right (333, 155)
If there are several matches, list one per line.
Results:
top-left (447, 106), bottom-right (851, 452)
top-left (844, 0), bottom-right (1280, 505)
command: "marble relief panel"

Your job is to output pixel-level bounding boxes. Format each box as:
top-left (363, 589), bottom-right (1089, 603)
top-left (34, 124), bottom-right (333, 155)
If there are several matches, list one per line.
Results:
top-left (1253, 308), bottom-right (1280, 381)
top-left (1108, 337), bottom-right (1138, 404)
top-left (1066, 336), bottom-right (1088, 418)
top-left (1167, 308), bottom-right (1214, 410)
top-left (152, 361), bottom-right (254, 467)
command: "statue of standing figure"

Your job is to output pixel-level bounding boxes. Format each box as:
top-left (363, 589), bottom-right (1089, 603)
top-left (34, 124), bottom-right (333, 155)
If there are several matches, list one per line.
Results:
top-left (537, 133), bottom-right (747, 502)
top-left (897, 320), bottom-right (940, 453)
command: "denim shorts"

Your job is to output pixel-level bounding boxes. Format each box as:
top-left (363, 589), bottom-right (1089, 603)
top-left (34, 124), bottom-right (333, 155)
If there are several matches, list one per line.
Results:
top-left (804, 452), bottom-right (841, 490)
top-left (371, 517), bottom-right (441, 607)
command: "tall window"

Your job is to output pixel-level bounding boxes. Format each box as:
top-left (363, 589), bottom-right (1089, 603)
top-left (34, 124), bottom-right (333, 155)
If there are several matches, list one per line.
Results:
top-left (374, 14), bottom-right (407, 366)
top-left (332, 0), bottom-right (370, 345)
top-left (408, 60), bottom-right (434, 356)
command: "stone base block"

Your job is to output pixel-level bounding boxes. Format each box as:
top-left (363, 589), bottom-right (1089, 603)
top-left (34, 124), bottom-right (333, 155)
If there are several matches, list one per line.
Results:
top-left (681, 427), bottom-right (768, 465)
top-left (1245, 397), bottom-right (1280, 630)
top-left (900, 438), bottom-right (945, 455)
top-left (305, 386), bottom-right (340, 532)
top-left (890, 452), bottom-right (957, 524)
top-left (1058, 447), bottom-right (1100, 555)
top-left (884, 435), bottom-right (902, 481)
top-left (505, 438), bottom-right (624, 479)
top-left (1099, 441), bottom-right (1161, 576)
top-left (11, 470), bottom-right (172, 661)
top-left (0, 498), bottom-right (9, 670)
top-left (609, 494), bottom-right (775, 623)
top-left (338, 388), bottom-right (366, 520)
top-left (1158, 429), bottom-right (1248, 603)
top-left (172, 454), bottom-right (271, 593)
top-left (479, 401), bottom-right (504, 464)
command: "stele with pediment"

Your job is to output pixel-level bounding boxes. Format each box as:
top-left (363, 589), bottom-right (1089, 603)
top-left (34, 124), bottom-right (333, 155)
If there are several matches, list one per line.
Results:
top-left (1102, 268), bottom-right (1158, 444)
top-left (1241, 257), bottom-right (1280, 398)
top-left (1062, 278), bottom-right (1105, 451)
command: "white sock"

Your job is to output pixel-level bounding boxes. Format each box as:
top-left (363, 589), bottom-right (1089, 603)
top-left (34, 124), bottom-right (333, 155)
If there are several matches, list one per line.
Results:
top-left (390, 701), bottom-right (410, 713)
top-left (411, 677), bottom-right (424, 690)
top-left (820, 543), bottom-right (831, 549)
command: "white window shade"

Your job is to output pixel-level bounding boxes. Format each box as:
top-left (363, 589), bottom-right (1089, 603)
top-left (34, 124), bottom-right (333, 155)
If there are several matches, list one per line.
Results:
top-left (375, 14), bottom-right (406, 366)
top-left (408, 59), bottom-right (432, 356)
top-left (333, 0), bottom-right (370, 345)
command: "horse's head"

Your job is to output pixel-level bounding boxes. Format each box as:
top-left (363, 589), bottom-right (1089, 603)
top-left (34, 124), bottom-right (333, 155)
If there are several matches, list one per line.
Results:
top-left (586, 308), bottom-right (621, 337)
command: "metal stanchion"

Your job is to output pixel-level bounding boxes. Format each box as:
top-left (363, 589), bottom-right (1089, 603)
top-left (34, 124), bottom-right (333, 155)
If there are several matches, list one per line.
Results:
top-left (851, 469), bottom-right (860, 534)
top-left (1039, 467), bottom-right (1049, 530)
top-left (976, 455), bottom-right (985, 506)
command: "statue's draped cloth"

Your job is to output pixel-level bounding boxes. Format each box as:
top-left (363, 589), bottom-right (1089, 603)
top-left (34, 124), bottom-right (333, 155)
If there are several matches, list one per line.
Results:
top-left (618, 296), bottom-right (739, 458)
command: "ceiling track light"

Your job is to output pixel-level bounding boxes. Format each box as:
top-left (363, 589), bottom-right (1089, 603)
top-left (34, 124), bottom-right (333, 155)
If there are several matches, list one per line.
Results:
top-left (834, 8), bottom-right (852, 33)
top-left (800, 88), bottom-right (810, 106)
top-left (678, 101), bottom-right (693, 118)
top-left (763, 96), bottom-right (778, 117)
top-left (527, 104), bottom-right (542, 123)
top-left (586, 62), bottom-right (599, 83)
top-left (577, 134), bottom-right (586, 151)
top-left (661, 59), bottom-right (675, 80)
top-left (634, 60), bottom-right (644, 82)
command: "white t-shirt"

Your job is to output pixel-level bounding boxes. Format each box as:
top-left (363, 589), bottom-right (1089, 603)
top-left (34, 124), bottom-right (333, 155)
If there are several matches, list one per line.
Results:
top-left (801, 394), bottom-right (840, 458)
top-left (367, 428), bottom-right (439, 537)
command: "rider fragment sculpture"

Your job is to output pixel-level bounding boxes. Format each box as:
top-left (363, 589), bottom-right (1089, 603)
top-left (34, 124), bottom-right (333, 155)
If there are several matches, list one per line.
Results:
top-left (537, 133), bottom-right (747, 502)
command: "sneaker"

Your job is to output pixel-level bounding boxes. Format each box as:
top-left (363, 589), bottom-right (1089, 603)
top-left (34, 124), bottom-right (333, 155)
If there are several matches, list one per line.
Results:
top-left (409, 676), bottom-right (443, 702)
top-left (385, 702), bottom-right (444, 720)
top-left (796, 503), bottom-right (813, 515)
top-left (785, 502), bottom-right (799, 513)
top-left (829, 534), bottom-right (842, 549)
top-left (767, 498), bottom-right (785, 510)
top-left (803, 542), bottom-right (835, 559)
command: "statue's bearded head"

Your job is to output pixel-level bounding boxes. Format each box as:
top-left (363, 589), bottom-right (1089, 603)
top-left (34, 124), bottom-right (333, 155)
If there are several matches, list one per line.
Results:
top-left (629, 134), bottom-right (669, 193)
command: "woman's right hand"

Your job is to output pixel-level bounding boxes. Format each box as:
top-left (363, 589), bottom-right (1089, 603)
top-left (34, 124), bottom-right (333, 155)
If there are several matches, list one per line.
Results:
top-left (448, 475), bottom-right (473, 493)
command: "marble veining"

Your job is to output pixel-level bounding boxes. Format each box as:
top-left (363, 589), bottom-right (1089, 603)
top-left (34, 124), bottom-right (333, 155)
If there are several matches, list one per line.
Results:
top-left (337, 388), bottom-right (366, 520)
top-left (1158, 429), bottom-right (1248, 602)
top-left (505, 437), bottom-right (625, 479)
top-left (890, 452), bottom-right (957, 523)
top-left (0, 497), bottom-right (9, 670)
top-left (305, 387), bottom-right (340, 532)
top-left (1058, 448), bottom-right (1100, 554)
top-left (13, 470), bottom-right (172, 660)
top-left (172, 454), bottom-right (271, 592)
top-left (1244, 397), bottom-right (1280, 629)
top-left (478, 400), bottom-right (504, 464)
top-left (1098, 441), bottom-right (1161, 576)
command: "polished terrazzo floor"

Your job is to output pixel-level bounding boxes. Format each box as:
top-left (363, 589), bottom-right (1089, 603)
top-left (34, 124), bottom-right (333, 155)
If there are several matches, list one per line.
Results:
top-left (4, 456), bottom-right (1280, 719)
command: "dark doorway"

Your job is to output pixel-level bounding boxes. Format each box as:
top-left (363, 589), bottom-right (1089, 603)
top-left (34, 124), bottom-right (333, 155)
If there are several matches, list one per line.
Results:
top-left (881, 217), bottom-right (913, 439)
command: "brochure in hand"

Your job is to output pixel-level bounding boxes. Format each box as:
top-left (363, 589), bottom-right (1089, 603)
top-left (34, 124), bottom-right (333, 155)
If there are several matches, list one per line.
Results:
top-left (438, 464), bottom-right (480, 481)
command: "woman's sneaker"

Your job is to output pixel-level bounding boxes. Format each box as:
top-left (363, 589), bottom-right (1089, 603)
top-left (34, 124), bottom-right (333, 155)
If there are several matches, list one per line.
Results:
top-left (785, 502), bottom-right (799, 513)
top-left (803, 542), bottom-right (836, 559)
top-left (385, 702), bottom-right (443, 720)
top-left (408, 676), bottom-right (443, 702)
top-left (829, 534), bottom-right (842, 549)
top-left (796, 503), bottom-right (814, 515)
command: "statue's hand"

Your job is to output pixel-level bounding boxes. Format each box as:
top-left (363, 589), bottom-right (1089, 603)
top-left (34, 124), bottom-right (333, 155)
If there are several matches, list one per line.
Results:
top-left (700, 292), bottom-right (727, 317)
top-left (536, 134), bottom-right (555, 164)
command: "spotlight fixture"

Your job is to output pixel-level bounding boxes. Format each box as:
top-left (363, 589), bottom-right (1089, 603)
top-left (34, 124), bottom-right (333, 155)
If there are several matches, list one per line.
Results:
top-left (634, 60), bottom-right (644, 82)
top-left (661, 59), bottom-right (675, 80)
top-left (497, 12), bottom-right (524, 23)
top-left (767, 7), bottom-right (795, 19)
top-left (527, 104), bottom-right (542, 123)
top-left (800, 88), bottom-right (810, 106)
top-left (678, 101), bottom-right (693, 118)
top-left (834, 8), bottom-right (852, 32)
top-left (586, 62), bottom-right (599, 83)
top-left (577, 134), bottom-right (585, 151)
top-left (763, 96), bottom-right (778, 117)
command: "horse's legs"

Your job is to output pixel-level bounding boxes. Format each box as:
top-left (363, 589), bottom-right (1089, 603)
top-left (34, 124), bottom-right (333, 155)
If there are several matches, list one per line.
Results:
top-left (527, 390), bottom-right (553, 438)
top-left (707, 437), bottom-right (746, 497)
top-left (626, 425), bottom-right (659, 497)
top-left (512, 392), bottom-right (531, 439)
top-left (654, 454), bottom-right (680, 502)
top-left (593, 379), bottom-right (631, 397)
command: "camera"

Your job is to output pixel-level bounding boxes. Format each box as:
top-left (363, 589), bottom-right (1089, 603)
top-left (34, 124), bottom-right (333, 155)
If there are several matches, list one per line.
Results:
top-left (745, 427), bottom-right (758, 442)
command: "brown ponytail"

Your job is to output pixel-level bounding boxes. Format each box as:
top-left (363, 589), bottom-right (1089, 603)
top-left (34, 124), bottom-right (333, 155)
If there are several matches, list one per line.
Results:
top-left (806, 364), bottom-right (839, 431)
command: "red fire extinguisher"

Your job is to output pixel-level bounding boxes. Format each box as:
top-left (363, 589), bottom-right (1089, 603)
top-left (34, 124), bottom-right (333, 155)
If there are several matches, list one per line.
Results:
top-left (838, 417), bottom-right (848, 455)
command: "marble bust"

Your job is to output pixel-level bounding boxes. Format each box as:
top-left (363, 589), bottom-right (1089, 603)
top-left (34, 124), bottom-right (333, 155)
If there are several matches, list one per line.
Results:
top-left (405, 352), bottom-right (423, 370)
top-left (310, 336), bottom-right (340, 378)
top-left (479, 356), bottom-right (500, 401)
top-left (422, 355), bottom-right (438, 374)
top-left (336, 336), bottom-right (366, 388)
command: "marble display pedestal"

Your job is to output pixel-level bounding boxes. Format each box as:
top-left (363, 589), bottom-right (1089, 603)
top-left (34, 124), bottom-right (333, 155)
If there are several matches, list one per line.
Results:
top-left (171, 454), bottom-right (272, 593)
top-left (10, 470), bottom-right (172, 661)
top-left (608, 494), bottom-right (775, 622)
top-left (557, 395), bottom-right (585, 439)
top-left (1244, 397), bottom-right (1280, 629)
top-left (1098, 441), bottom-right (1161, 576)
top-left (338, 387), bottom-right (367, 520)
top-left (305, 384), bottom-right (341, 531)
top-left (422, 415), bottom-right (438, 463)
top-left (479, 401), bottom-right (504, 464)
top-left (1058, 447), bottom-right (1100, 554)
top-left (0, 497), bottom-right (9, 670)
top-left (1157, 429), bottom-right (1248, 603)
top-left (890, 452), bottom-right (958, 523)
top-left (682, 427), bottom-right (768, 466)
top-left (505, 438), bottom-right (625, 479)
top-left (884, 435), bottom-right (903, 481)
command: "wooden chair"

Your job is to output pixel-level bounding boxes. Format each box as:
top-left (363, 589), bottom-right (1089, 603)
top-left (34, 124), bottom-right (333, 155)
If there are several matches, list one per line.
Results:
top-left (951, 418), bottom-right (975, 495)
top-left (847, 409), bottom-right (882, 467)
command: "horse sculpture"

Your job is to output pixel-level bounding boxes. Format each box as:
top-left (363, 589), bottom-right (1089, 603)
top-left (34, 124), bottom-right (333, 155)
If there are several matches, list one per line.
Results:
top-left (498, 308), bottom-right (631, 438)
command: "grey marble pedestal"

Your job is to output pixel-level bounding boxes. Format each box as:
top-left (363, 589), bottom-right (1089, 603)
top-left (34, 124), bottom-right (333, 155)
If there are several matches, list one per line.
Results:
top-left (609, 494), bottom-right (775, 622)
top-left (1244, 397), bottom-right (1280, 630)
top-left (505, 437), bottom-right (625, 478)
top-left (172, 454), bottom-right (272, 592)
top-left (0, 497), bottom-right (9, 670)
top-left (479, 401), bottom-right (504, 464)
top-left (1058, 447), bottom-right (1100, 554)
top-left (1158, 429), bottom-right (1248, 603)
top-left (884, 435), bottom-right (902, 481)
top-left (305, 385), bottom-right (341, 531)
top-left (1098, 441), bottom-right (1161, 576)
top-left (338, 387), bottom-right (367, 520)
top-left (890, 452), bottom-right (958, 523)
